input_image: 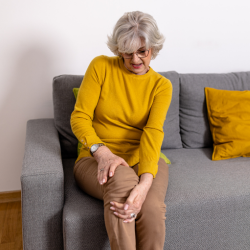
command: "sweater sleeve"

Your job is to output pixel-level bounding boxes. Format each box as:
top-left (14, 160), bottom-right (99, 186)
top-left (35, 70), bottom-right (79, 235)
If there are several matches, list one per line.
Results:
top-left (138, 79), bottom-right (173, 178)
top-left (70, 56), bottom-right (107, 153)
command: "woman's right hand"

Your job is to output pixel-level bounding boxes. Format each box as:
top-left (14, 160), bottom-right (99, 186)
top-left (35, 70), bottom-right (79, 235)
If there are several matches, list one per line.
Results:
top-left (93, 146), bottom-right (130, 185)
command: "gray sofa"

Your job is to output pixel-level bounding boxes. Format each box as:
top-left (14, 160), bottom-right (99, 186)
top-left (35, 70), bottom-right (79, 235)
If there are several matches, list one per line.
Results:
top-left (21, 71), bottom-right (250, 250)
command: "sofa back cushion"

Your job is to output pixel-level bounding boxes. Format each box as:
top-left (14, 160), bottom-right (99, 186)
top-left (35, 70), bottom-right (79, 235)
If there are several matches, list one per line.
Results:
top-left (53, 71), bottom-right (182, 159)
top-left (179, 72), bottom-right (250, 148)
top-left (158, 71), bottom-right (182, 149)
top-left (53, 75), bottom-right (84, 158)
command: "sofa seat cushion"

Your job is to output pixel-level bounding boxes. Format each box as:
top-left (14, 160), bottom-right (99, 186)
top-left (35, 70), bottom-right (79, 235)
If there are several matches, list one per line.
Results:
top-left (163, 148), bottom-right (250, 249)
top-left (62, 158), bottom-right (110, 250)
top-left (62, 150), bottom-right (250, 250)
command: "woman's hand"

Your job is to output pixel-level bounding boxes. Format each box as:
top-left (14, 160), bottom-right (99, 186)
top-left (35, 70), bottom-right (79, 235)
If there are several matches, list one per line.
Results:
top-left (93, 146), bottom-right (130, 185)
top-left (110, 173), bottom-right (153, 223)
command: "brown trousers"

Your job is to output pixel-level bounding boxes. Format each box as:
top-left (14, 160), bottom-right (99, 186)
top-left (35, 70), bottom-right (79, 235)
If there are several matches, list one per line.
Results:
top-left (73, 157), bottom-right (169, 250)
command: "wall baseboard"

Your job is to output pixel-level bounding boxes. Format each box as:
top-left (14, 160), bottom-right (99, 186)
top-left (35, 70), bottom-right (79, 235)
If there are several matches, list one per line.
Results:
top-left (0, 190), bottom-right (21, 203)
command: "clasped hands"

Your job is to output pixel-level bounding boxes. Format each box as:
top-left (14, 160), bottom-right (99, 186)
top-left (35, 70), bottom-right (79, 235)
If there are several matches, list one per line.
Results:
top-left (110, 183), bottom-right (148, 223)
top-left (94, 146), bottom-right (152, 223)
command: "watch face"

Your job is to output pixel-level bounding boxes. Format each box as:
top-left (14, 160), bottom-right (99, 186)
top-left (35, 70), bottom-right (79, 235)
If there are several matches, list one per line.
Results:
top-left (91, 144), bottom-right (98, 152)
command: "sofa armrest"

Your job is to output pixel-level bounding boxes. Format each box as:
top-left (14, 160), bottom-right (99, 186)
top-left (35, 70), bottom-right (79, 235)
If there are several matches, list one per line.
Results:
top-left (21, 119), bottom-right (64, 250)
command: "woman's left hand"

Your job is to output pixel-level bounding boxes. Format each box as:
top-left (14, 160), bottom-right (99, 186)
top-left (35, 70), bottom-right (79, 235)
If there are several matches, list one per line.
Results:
top-left (110, 183), bottom-right (150, 223)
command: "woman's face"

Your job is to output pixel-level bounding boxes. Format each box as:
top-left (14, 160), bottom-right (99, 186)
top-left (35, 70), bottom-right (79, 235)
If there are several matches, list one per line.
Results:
top-left (121, 40), bottom-right (152, 75)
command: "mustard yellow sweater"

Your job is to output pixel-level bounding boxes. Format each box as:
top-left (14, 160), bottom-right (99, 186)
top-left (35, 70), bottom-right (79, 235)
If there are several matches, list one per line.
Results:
top-left (70, 55), bottom-right (172, 178)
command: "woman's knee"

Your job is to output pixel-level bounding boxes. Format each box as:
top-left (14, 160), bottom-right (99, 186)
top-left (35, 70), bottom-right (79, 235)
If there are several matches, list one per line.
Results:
top-left (103, 165), bottom-right (139, 203)
top-left (109, 165), bottom-right (139, 184)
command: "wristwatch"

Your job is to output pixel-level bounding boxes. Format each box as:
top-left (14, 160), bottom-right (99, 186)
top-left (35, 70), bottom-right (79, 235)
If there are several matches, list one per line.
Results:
top-left (90, 143), bottom-right (105, 156)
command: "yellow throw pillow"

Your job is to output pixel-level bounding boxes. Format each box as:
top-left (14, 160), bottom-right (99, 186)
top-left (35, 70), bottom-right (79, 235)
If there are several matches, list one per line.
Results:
top-left (205, 87), bottom-right (250, 161)
top-left (73, 88), bottom-right (171, 164)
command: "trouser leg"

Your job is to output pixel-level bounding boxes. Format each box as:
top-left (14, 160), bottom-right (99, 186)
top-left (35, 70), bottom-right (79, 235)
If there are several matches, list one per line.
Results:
top-left (132, 158), bottom-right (169, 250)
top-left (73, 157), bottom-right (139, 250)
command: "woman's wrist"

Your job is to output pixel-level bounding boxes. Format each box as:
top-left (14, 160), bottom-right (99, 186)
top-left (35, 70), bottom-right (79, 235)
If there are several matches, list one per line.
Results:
top-left (139, 173), bottom-right (153, 191)
top-left (93, 146), bottom-right (109, 161)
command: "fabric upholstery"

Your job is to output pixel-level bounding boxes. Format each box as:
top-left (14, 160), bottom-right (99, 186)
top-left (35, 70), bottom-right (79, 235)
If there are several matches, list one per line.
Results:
top-left (63, 158), bottom-right (110, 249)
top-left (158, 71), bottom-right (183, 149)
top-left (53, 75), bottom-right (84, 158)
top-left (21, 119), bottom-right (64, 250)
top-left (179, 71), bottom-right (250, 148)
top-left (63, 148), bottom-right (250, 249)
top-left (53, 71), bottom-right (181, 159)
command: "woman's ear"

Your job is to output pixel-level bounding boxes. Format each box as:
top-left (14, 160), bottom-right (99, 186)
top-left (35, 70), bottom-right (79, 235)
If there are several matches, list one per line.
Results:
top-left (150, 48), bottom-right (155, 60)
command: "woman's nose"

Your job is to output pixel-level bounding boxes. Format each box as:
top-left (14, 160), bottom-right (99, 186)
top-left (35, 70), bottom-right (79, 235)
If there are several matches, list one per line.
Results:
top-left (131, 53), bottom-right (142, 63)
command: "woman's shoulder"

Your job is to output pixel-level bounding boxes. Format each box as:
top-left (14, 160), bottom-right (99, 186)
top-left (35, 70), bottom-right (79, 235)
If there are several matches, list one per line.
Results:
top-left (85, 55), bottom-right (120, 81)
top-left (151, 70), bottom-right (172, 87)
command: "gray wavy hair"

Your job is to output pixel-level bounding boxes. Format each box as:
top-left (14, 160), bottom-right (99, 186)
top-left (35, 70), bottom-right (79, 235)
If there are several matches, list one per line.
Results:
top-left (107, 11), bottom-right (165, 60)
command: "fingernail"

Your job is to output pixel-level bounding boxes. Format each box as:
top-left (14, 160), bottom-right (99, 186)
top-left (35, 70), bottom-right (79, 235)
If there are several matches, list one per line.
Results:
top-left (114, 212), bottom-right (118, 215)
top-left (103, 179), bottom-right (105, 183)
top-left (110, 207), bottom-right (115, 210)
top-left (100, 181), bottom-right (102, 184)
top-left (110, 202), bottom-right (114, 205)
top-left (123, 220), bottom-right (127, 223)
top-left (109, 172), bottom-right (113, 177)
top-left (124, 204), bottom-right (128, 210)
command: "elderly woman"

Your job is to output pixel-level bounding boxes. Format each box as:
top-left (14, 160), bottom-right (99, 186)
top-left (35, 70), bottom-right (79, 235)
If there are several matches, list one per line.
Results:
top-left (71, 11), bottom-right (172, 250)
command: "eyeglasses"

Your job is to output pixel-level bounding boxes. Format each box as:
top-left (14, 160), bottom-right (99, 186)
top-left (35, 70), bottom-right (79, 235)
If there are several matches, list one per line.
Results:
top-left (123, 50), bottom-right (150, 59)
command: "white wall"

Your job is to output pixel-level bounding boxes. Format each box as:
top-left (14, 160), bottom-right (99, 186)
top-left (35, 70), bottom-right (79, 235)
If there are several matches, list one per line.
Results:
top-left (0, 0), bottom-right (249, 191)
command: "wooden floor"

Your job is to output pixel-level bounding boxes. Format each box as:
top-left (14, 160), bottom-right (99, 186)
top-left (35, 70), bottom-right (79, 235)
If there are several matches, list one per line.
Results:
top-left (0, 191), bottom-right (23, 250)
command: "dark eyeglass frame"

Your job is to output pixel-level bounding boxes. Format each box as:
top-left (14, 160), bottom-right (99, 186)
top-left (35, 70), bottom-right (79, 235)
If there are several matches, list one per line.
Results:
top-left (123, 49), bottom-right (150, 59)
